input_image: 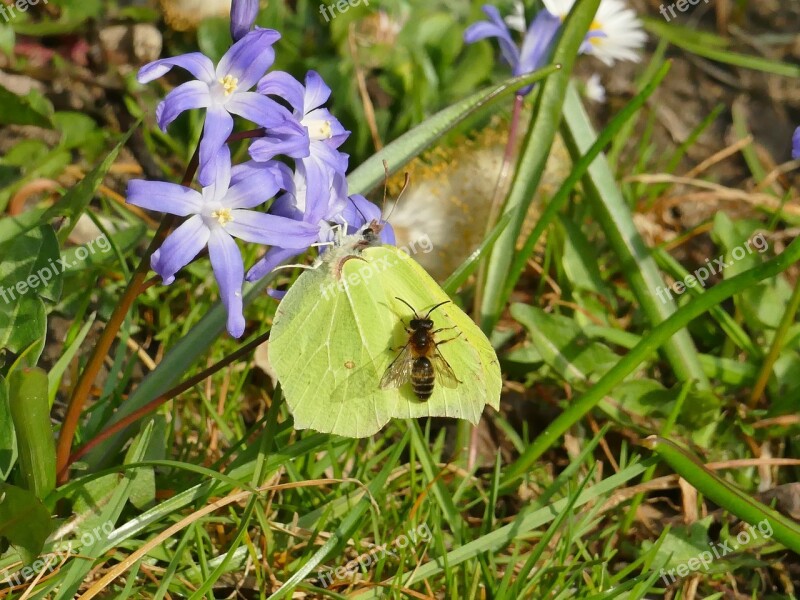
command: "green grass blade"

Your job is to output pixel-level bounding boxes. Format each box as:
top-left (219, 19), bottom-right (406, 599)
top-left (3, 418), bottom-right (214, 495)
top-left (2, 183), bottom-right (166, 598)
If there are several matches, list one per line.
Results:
top-left (643, 436), bottom-right (800, 553)
top-left (480, 0), bottom-right (602, 331)
top-left (503, 233), bottom-right (800, 485)
top-left (560, 81), bottom-right (710, 389)
top-left (501, 61), bottom-right (671, 312)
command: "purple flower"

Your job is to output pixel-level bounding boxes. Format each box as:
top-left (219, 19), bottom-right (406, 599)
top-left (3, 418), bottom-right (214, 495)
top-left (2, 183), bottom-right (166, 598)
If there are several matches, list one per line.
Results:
top-left (127, 148), bottom-right (319, 337)
top-left (246, 161), bottom-right (348, 282)
top-left (137, 28), bottom-right (291, 186)
top-left (250, 70), bottom-right (350, 206)
top-left (464, 5), bottom-right (561, 95)
top-left (231, 0), bottom-right (259, 42)
top-left (793, 126), bottom-right (800, 160)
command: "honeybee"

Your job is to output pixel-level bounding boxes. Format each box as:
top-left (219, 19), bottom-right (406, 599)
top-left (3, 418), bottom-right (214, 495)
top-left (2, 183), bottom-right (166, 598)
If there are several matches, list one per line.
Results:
top-left (380, 298), bottom-right (462, 400)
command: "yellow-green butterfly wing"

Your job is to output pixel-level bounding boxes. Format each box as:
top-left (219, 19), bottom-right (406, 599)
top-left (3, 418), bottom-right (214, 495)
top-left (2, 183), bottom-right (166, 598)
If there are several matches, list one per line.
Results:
top-left (269, 240), bottom-right (501, 437)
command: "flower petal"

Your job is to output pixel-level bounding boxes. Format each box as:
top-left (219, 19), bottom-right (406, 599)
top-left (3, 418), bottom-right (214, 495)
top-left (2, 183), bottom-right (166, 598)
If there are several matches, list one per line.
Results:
top-left (230, 0), bottom-right (259, 42)
top-left (223, 162), bottom-right (287, 209)
top-left (138, 52), bottom-right (216, 85)
top-left (208, 228), bottom-right (246, 338)
top-left (217, 27), bottom-right (281, 90)
top-left (226, 91), bottom-right (291, 129)
top-left (517, 9), bottom-right (561, 76)
top-left (202, 145), bottom-right (234, 203)
top-left (156, 80), bottom-right (211, 131)
top-left (127, 180), bottom-right (203, 216)
top-left (464, 5), bottom-right (520, 72)
top-left (246, 246), bottom-right (302, 282)
top-left (302, 70), bottom-right (331, 115)
top-left (257, 71), bottom-right (305, 113)
top-left (198, 106), bottom-right (235, 187)
top-left (248, 121), bottom-right (310, 162)
top-left (151, 215), bottom-right (210, 284)
top-left (232, 159), bottom-right (293, 191)
top-left (793, 127), bottom-right (800, 160)
top-left (227, 210), bottom-right (320, 247)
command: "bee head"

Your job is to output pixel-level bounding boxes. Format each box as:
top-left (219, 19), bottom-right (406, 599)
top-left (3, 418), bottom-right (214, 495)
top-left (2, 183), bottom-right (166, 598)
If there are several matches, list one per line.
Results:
top-left (410, 318), bottom-right (433, 330)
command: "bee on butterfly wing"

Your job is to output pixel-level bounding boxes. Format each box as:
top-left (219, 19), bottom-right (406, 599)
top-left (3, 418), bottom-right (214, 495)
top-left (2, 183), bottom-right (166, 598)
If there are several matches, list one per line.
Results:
top-left (380, 298), bottom-right (462, 400)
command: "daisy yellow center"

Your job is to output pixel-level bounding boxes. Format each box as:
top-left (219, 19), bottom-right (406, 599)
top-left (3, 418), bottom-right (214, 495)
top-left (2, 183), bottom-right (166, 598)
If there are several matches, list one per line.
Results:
top-left (219, 75), bottom-right (239, 96)
top-left (306, 119), bottom-right (333, 140)
top-left (211, 208), bottom-right (233, 225)
top-left (588, 20), bottom-right (603, 45)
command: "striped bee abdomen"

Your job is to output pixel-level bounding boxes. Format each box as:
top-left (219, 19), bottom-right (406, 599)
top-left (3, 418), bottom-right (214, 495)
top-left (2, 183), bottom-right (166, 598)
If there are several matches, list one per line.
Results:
top-left (411, 357), bottom-right (436, 400)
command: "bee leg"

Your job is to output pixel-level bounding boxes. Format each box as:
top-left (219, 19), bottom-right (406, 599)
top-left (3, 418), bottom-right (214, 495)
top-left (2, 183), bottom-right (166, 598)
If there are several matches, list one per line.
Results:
top-left (435, 331), bottom-right (463, 346)
top-left (431, 325), bottom-right (458, 335)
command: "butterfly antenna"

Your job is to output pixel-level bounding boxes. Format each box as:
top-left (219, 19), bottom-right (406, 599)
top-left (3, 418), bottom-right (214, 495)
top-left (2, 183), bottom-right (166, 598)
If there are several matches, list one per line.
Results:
top-left (394, 296), bottom-right (419, 317)
top-left (424, 300), bottom-right (451, 319)
top-left (381, 160), bottom-right (409, 224)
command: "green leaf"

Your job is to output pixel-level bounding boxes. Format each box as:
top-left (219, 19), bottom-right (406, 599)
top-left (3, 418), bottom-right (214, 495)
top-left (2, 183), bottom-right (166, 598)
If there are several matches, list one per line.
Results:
top-left (0, 482), bottom-right (54, 565)
top-left (43, 124), bottom-right (137, 243)
top-left (12, 0), bottom-right (103, 35)
top-left (511, 304), bottom-right (619, 385)
top-left (0, 225), bottom-right (61, 360)
top-left (8, 368), bottom-right (55, 499)
top-left (0, 376), bottom-right (16, 479)
top-left (0, 86), bottom-right (50, 127)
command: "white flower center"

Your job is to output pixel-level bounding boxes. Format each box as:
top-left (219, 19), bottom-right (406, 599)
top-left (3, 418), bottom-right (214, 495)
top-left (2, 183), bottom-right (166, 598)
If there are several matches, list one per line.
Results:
top-left (211, 208), bottom-right (233, 226)
top-left (304, 118), bottom-right (333, 141)
top-left (219, 75), bottom-right (239, 96)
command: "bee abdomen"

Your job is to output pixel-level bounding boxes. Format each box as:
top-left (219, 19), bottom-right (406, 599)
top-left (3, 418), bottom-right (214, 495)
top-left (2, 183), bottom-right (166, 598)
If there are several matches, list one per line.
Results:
top-left (411, 357), bottom-right (435, 400)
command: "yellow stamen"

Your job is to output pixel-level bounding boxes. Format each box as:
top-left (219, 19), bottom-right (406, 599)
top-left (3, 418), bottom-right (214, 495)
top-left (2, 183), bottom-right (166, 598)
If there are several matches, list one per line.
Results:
top-left (211, 208), bottom-right (233, 225)
top-left (219, 74), bottom-right (239, 96)
top-left (307, 119), bottom-right (333, 140)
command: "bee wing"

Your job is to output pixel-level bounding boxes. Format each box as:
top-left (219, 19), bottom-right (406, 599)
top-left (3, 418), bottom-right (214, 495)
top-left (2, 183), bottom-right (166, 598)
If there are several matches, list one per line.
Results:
top-left (432, 349), bottom-right (461, 389)
top-left (380, 344), bottom-right (414, 389)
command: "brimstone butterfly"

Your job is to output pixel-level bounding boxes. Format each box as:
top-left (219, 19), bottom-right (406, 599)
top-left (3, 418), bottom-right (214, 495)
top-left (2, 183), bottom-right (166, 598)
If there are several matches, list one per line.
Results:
top-left (269, 223), bottom-right (501, 438)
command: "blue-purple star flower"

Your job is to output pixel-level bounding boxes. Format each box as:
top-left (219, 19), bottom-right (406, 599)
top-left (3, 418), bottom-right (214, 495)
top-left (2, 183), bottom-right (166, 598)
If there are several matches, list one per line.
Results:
top-left (249, 70), bottom-right (350, 205)
top-left (230, 0), bottom-right (259, 42)
top-left (127, 148), bottom-right (319, 337)
top-left (792, 127), bottom-right (800, 160)
top-left (137, 28), bottom-right (292, 185)
top-left (464, 5), bottom-right (561, 95)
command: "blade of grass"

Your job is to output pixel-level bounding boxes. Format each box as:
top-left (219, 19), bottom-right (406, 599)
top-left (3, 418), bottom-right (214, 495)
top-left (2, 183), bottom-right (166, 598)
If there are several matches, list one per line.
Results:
top-left (502, 232), bottom-right (800, 486)
top-left (560, 81), bottom-right (711, 390)
top-left (643, 436), bottom-right (800, 553)
top-left (500, 62), bottom-right (671, 320)
top-left (480, 0), bottom-right (602, 332)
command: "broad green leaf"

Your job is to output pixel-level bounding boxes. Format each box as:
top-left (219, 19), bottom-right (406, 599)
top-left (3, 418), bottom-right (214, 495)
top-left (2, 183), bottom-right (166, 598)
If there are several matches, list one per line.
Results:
top-left (0, 375), bottom-right (16, 479)
top-left (9, 368), bottom-right (55, 500)
top-left (0, 482), bottom-right (54, 565)
top-left (0, 86), bottom-right (50, 127)
top-left (511, 304), bottom-right (620, 385)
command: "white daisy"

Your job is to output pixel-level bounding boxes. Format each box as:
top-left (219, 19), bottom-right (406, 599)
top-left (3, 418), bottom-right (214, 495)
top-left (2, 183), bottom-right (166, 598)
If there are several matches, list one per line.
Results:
top-left (542, 0), bottom-right (646, 66)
